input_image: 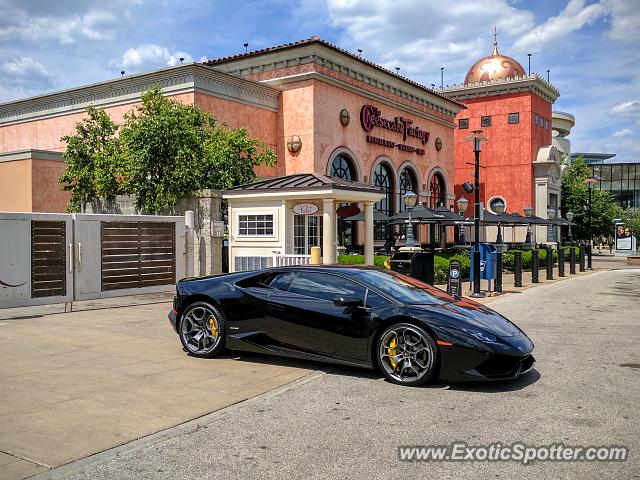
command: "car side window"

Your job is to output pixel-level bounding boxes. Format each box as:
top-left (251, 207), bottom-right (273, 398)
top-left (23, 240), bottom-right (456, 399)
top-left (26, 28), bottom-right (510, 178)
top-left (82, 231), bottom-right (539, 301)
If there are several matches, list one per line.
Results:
top-left (268, 271), bottom-right (297, 292)
top-left (366, 290), bottom-right (391, 308)
top-left (288, 272), bottom-right (366, 303)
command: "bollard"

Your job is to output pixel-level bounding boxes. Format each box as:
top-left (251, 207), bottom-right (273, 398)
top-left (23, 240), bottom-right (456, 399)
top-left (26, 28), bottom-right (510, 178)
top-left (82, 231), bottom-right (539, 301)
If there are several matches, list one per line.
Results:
top-left (531, 249), bottom-right (539, 283)
top-left (587, 243), bottom-right (593, 270)
top-left (558, 248), bottom-right (565, 277)
top-left (579, 244), bottom-right (586, 272)
top-left (514, 250), bottom-right (523, 287)
top-left (570, 246), bottom-right (576, 275)
top-left (495, 252), bottom-right (503, 293)
top-left (310, 246), bottom-right (321, 265)
top-left (546, 247), bottom-right (553, 280)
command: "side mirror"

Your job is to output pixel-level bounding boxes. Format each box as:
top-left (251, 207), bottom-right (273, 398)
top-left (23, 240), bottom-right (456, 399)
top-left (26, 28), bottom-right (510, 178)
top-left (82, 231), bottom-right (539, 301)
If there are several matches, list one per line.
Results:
top-left (332, 296), bottom-right (362, 307)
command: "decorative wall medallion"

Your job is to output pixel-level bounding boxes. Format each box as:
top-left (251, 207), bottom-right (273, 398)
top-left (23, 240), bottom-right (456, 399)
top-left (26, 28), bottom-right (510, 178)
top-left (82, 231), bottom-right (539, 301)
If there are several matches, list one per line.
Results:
top-left (435, 138), bottom-right (443, 151)
top-left (339, 109), bottom-right (350, 127)
top-left (287, 135), bottom-right (302, 153)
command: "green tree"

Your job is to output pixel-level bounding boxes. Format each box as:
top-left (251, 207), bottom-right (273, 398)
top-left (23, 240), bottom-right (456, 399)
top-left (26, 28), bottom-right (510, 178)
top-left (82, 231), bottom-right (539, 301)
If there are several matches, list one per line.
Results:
top-left (58, 106), bottom-right (120, 212)
top-left (560, 156), bottom-right (622, 240)
top-left (118, 88), bottom-right (276, 212)
top-left (60, 88), bottom-right (276, 213)
top-left (621, 209), bottom-right (640, 251)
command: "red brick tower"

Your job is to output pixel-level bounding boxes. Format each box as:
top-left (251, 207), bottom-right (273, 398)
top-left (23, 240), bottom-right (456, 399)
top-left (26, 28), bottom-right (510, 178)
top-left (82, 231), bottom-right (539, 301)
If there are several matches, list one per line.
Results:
top-left (444, 29), bottom-right (560, 226)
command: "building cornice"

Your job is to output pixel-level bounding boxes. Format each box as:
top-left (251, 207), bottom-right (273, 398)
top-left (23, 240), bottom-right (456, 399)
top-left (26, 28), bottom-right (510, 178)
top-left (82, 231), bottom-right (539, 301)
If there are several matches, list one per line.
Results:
top-left (0, 64), bottom-right (280, 126)
top-left (441, 74), bottom-right (560, 104)
top-left (263, 71), bottom-right (456, 128)
top-left (0, 149), bottom-right (63, 163)
top-left (209, 43), bottom-right (464, 118)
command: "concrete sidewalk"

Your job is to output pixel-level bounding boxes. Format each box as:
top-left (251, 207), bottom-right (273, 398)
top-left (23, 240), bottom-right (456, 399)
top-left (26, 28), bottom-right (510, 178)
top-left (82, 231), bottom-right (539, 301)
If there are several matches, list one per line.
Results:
top-left (437, 254), bottom-right (631, 304)
top-left (0, 301), bottom-right (314, 480)
top-left (0, 254), bottom-right (630, 479)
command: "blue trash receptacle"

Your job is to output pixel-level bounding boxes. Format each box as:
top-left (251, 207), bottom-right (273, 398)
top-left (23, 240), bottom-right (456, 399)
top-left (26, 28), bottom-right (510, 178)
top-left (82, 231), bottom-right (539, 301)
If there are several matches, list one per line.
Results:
top-left (470, 243), bottom-right (498, 291)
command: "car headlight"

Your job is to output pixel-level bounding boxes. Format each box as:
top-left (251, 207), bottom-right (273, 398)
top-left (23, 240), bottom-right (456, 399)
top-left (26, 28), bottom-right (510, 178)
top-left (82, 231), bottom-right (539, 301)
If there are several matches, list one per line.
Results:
top-left (460, 327), bottom-right (500, 344)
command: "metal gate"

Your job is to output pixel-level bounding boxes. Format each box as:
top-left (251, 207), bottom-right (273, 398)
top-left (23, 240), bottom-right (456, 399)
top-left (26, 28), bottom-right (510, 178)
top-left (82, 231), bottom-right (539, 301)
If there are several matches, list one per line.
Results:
top-left (1, 212), bottom-right (185, 308)
top-left (0, 213), bottom-right (73, 308)
top-left (100, 221), bottom-right (176, 291)
top-left (73, 214), bottom-right (185, 301)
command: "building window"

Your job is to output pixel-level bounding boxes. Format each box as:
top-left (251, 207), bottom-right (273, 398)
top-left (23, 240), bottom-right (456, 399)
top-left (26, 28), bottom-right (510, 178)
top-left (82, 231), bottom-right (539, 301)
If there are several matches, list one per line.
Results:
top-left (373, 162), bottom-right (394, 240)
top-left (508, 112), bottom-right (519, 124)
top-left (294, 215), bottom-right (322, 255)
top-left (458, 118), bottom-right (469, 129)
top-left (545, 119), bottom-right (549, 130)
top-left (429, 173), bottom-right (446, 244)
top-left (481, 116), bottom-right (492, 127)
top-left (238, 214), bottom-right (274, 236)
top-left (488, 196), bottom-right (507, 214)
top-left (540, 116), bottom-right (544, 128)
top-left (330, 154), bottom-right (356, 180)
top-left (535, 114), bottom-right (538, 126)
top-left (429, 173), bottom-right (446, 208)
top-left (398, 167), bottom-right (419, 241)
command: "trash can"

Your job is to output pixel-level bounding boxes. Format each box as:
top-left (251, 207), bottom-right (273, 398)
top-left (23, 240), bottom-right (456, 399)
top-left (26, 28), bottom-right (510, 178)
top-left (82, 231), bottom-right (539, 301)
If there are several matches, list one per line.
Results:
top-left (389, 251), bottom-right (434, 285)
top-left (470, 243), bottom-right (498, 290)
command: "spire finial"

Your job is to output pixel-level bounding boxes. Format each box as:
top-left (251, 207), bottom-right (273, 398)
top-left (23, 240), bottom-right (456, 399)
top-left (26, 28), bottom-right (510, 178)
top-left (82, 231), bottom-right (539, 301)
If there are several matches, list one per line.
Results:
top-left (492, 26), bottom-right (499, 55)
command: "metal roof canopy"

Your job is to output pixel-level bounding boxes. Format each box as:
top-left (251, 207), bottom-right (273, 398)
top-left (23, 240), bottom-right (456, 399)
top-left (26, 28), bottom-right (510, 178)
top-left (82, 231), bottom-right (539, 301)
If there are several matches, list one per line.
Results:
top-left (223, 173), bottom-right (385, 202)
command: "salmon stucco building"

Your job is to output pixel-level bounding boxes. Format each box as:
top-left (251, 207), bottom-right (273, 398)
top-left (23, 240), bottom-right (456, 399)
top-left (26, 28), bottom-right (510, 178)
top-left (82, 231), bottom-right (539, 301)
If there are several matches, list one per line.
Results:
top-left (0, 33), bottom-right (564, 246)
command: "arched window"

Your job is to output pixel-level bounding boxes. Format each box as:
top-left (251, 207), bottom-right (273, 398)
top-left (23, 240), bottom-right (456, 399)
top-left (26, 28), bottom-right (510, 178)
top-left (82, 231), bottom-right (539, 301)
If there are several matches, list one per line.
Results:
top-left (373, 162), bottom-right (394, 240)
top-left (429, 173), bottom-right (446, 208)
top-left (330, 154), bottom-right (356, 180)
top-left (399, 167), bottom-right (418, 212)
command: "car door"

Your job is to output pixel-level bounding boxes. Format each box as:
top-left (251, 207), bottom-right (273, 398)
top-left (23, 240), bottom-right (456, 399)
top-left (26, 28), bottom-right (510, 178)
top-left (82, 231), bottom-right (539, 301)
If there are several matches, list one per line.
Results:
top-left (265, 271), bottom-right (371, 361)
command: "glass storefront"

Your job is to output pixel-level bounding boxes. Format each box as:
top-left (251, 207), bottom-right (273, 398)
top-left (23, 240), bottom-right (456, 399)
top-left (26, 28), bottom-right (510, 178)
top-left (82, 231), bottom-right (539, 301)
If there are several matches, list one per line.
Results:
top-left (591, 163), bottom-right (640, 209)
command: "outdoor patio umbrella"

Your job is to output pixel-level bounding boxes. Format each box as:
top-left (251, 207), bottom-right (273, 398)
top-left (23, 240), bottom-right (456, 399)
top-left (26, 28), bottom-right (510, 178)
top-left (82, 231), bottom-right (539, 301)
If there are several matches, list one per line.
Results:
top-left (430, 205), bottom-right (467, 225)
top-left (344, 208), bottom-right (390, 222)
top-left (523, 214), bottom-right (554, 225)
top-left (389, 205), bottom-right (440, 224)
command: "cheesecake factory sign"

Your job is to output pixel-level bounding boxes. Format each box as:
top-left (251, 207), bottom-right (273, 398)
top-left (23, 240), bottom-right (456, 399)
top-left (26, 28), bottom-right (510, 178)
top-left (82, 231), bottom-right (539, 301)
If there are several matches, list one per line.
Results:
top-left (360, 104), bottom-right (429, 155)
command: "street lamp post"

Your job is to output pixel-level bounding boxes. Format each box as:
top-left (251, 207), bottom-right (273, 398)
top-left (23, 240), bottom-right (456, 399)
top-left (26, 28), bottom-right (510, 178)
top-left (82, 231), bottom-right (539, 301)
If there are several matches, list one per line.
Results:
top-left (456, 196), bottom-right (469, 245)
top-left (492, 199), bottom-right (506, 245)
top-left (566, 210), bottom-right (574, 244)
top-left (524, 205), bottom-right (534, 247)
top-left (403, 191), bottom-right (418, 248)
top-left (585, 178), bottom-right (597, 269)
top-left (464, 130), bottom-right (488, 298)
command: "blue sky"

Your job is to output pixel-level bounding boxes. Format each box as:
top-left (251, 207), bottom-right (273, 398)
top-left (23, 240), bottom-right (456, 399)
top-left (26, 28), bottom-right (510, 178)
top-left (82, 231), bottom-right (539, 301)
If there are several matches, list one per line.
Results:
top-left (0, 0), bottom-right (638, 160)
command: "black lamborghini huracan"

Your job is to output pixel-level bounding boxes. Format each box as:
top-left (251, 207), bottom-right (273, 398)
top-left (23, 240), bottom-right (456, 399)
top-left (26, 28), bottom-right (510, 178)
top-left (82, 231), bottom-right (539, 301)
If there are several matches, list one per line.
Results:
top-left (168, 265), bottom-right (535, 386)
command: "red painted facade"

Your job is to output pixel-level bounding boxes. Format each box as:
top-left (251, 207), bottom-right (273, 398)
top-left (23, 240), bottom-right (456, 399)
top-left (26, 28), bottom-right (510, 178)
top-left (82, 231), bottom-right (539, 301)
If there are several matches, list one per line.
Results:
top-left (453, 91), bottom-right (553, 215)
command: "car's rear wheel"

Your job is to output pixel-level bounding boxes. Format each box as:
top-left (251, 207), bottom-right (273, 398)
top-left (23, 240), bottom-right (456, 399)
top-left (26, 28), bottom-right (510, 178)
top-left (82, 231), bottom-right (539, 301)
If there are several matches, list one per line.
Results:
top-left (377, 323), bottom-right (438, 386)
top-left (179, 301), bottom-right (225, 358)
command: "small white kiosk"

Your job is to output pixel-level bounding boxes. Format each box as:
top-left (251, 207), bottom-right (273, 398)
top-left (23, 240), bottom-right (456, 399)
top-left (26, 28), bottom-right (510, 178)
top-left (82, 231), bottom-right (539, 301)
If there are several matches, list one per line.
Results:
top-left (223, 173), bottom-right (385, 272)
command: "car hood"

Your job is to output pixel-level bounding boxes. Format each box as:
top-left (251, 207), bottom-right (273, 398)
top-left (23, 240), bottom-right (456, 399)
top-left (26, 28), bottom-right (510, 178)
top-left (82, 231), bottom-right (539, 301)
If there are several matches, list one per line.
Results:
top-left (409, 301), bottom-right (526, 339)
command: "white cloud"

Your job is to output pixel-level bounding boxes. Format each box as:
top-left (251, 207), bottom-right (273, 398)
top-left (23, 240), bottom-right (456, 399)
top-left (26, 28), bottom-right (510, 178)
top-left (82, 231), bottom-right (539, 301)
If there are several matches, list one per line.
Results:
top-left (0, 57), bottom-right (54, 91)
top-left (602, 0), bottom-right (640, 43)
top-left (613, 128), bottom-right (633, 137)
top-left (513, 0), bottom-right (606, 53)
top-left (610, 100), bottom-right (640, 117)
top-left (326, 0), bottom-right (535, 85)
top-left (121, 44), bottom-right (193, 72)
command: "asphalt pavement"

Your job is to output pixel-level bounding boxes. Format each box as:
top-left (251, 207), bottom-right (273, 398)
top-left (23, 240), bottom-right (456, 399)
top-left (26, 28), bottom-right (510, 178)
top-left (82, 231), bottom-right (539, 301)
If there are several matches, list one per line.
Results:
top-left (53, 267), bottom-right (640, 480)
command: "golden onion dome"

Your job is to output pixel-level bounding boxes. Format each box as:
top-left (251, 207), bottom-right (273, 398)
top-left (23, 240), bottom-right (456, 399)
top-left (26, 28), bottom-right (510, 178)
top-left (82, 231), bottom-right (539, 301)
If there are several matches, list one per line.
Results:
top-left (464, 28), bottom-right (526, 84)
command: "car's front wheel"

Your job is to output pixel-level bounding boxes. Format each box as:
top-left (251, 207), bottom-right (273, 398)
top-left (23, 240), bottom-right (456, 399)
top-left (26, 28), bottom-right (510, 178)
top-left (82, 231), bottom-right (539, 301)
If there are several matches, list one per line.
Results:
top-left (178, 301), bottom-right (226, 358)
top-left (377, 323), bottom-right (438, 386)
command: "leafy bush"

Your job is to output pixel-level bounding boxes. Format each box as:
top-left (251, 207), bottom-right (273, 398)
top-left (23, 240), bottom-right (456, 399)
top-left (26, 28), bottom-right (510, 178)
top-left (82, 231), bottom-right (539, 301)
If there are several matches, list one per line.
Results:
top-left (501, 247), bottom-right (577, 271)
top-left (337, 252), bottom-right (470, 284)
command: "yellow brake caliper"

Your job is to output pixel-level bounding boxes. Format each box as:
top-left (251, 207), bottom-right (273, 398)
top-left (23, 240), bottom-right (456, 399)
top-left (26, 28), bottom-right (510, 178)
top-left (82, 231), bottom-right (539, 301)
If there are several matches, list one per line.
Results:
top-left (387, 337), bottom-right (397, 369)
top-left (208, 317), bottom-right (218, 338)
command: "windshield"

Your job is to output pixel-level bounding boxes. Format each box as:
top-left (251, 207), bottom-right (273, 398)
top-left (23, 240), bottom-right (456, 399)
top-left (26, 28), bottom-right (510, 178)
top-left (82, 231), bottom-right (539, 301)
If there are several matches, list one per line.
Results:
top-left (353, 269), bottom-right (454, 305)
